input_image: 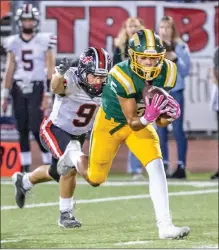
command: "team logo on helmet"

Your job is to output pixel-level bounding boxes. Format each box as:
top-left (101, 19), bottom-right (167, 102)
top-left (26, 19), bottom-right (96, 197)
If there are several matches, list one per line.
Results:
top-left (81, 55), bottom-right (93, 64)
top-left (144, 49), bottom-right (157, 54)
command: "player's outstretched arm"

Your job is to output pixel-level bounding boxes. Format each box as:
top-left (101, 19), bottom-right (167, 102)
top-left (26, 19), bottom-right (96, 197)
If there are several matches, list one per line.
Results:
top-left (50, 58), bottom-right (71, 95)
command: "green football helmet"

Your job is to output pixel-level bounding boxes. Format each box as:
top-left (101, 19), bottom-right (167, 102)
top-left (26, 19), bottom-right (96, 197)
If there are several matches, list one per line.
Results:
top-left (128, 29), bottom-right (166, 81)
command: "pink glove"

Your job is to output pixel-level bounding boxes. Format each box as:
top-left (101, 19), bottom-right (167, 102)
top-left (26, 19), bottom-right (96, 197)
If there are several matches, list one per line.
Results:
top-left (143, 94), bottom-right (170, 123)
top-left (166, 95), bottom-right (181, 120)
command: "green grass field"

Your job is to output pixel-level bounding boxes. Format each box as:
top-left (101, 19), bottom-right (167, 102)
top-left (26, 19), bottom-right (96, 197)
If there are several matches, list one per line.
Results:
top-left (1, 174), bottom-right (218, 249)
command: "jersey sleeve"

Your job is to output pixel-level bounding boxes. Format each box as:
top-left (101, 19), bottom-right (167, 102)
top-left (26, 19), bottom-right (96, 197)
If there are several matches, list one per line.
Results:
top-left (63, 67), bottom-right (77, 90)
top-left (108, 65), bottom-right (136, 98)
top-left (163, 59), bottom-right (177, 91)
top-left (53, 67), bottom-right (77, 97)
top-left (48, 34), bottom-right (57, 50)
top-left (4, 35), bottom-right (17, 53)
top-left (38, 33), bottom-right (57, 51)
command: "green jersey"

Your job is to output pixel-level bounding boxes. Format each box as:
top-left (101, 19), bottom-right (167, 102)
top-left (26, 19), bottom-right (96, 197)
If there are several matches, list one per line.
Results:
top-left (102, 59), bottom-right (177, 123)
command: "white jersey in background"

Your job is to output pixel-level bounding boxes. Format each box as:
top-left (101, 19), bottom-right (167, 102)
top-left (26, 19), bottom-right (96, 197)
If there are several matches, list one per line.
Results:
top-left (49, 67), bottom-right (101, 135)
top-left (4, 32), bottom-right (57, 81)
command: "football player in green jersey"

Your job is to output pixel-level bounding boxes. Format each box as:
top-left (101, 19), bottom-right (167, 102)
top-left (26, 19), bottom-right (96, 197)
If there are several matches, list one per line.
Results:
top-left (57, 29), bottom-right (190, 239)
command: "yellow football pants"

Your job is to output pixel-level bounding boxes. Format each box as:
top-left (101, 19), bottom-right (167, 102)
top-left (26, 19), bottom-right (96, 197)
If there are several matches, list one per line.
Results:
top-left (88, 107), bottom-right (162, 184)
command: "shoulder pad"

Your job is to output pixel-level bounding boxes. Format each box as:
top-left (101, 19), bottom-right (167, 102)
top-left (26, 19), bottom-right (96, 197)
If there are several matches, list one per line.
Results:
top-left (109, 63), bottom-right (136, 96)
top-left (64, 67), bottom-right (78, 87)
top-left (163, 59), bottom-right (177, 89)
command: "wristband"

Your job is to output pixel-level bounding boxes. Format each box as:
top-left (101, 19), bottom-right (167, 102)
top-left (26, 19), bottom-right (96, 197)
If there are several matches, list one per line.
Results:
top-left (3, 88), bottom-right (9, 98)
top-left (140, 116), bottom-right (150, 126)
top-left (44, 92), bottom-right (52, 97)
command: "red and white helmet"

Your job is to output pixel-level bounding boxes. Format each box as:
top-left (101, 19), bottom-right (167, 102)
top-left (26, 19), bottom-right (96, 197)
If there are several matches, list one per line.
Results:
top-left (77, 47), bottom-right (112, 97)
top-left (15, 3), bottom-right (39, 34)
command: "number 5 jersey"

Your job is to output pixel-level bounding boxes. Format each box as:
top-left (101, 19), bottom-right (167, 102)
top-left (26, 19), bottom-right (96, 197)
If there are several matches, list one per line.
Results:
top-left (49, 67), bottom-right (101, 135)
top-left (4, 32), bottom-right (57, 81)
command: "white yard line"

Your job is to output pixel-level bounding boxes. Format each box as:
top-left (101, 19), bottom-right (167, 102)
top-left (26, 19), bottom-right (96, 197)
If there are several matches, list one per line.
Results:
top-left (115, 242), bottom-right (219, 248)
top-left (115, 240), bottom-right (153, 246)
top-left (1, 239), bottom-right (22, 244)
top-left (194, 244), bottom-right (218, 248)
top-left (1, 180), bottom-right (218, 187)
top-left (1, 189), bottom-right (217, 211)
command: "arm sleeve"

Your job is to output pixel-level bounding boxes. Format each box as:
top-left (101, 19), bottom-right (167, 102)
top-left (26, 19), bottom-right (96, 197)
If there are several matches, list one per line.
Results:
top-left (175, 43), bottom-right (190, 78)
top-left (63, 67), bottom-right (77, 90)
top-left (39, 33), bottom-right (57, 51)
top-left (163, 59), bottom-right (177, 91)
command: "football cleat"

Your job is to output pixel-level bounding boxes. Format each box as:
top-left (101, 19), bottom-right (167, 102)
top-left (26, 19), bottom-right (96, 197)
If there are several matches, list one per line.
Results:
top-left (159, 224), bottom-right (190, 239)
top-left (12, 172), bottom-right (28, 208)
top-left (167, 165), bottom-right (186, 179)
top-left (58, 211), bottom-right (81, 228)
top-left (210, 171), bottom-right (219, 180)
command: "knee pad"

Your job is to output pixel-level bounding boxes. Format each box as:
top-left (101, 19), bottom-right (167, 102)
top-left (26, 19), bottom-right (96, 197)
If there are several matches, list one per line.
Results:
top-left (48, 165), bottom-right (60, 182)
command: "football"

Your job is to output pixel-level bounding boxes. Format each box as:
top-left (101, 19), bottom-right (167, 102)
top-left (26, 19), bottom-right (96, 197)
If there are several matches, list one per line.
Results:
top-left (142, 85), bottom-right (171, 119)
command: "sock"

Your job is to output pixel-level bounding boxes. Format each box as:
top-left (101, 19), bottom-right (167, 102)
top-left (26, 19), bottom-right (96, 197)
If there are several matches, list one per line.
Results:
top-left (41, 152), bottom-right (51, 164)
top-left (20, 152), bottom-right (32, 166)
top-left (59, 197), bottom-right (73, 213)
top-left (145, 158), bottom-right (172, 228)
top-left (22, 173), bottom-right (34, 190)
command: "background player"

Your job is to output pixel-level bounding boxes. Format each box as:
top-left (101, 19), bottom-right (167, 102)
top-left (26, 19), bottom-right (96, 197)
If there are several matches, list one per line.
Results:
top-left (12, 47), bottom-right (112, 228)
top-left (1, 3), bottom-right (56, 172)
top-left (57, 29), bottom-right (190, 239)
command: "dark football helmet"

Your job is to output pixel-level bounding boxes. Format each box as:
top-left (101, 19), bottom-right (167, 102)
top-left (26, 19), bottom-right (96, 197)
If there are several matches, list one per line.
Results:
top-left (77, 47), bottom-right (112, 98)
top-left (15, 3), bottom-right (39, 34)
